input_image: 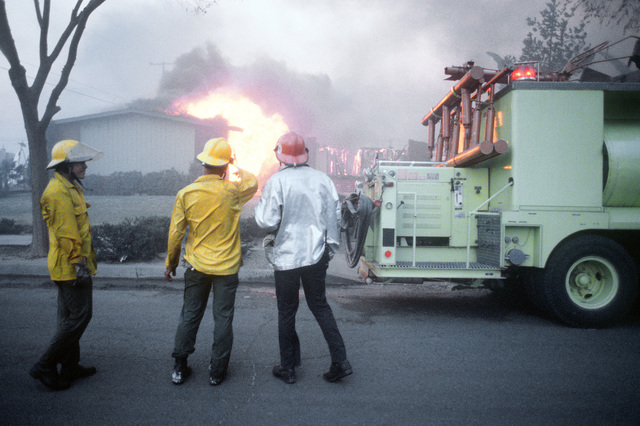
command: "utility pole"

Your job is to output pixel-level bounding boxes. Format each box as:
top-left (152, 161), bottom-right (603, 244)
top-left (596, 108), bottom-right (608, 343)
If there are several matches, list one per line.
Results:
top-left (149, 62), bottom-right (174, 73)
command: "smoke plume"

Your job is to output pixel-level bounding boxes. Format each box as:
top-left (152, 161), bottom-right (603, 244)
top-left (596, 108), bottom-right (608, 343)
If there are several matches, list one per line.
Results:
top-left (131, 42), bottom-right (358, 148)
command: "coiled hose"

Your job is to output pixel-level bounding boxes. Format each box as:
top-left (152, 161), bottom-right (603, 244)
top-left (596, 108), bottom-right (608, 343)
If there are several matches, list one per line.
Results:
top-left (341, 192), bottom-right (374, 268)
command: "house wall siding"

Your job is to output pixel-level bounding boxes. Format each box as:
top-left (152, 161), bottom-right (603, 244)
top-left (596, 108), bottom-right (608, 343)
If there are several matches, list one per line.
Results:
top-left (46, 111), bottom-right (226, 176)
top-left (75, 115), bottom-right (195, 175)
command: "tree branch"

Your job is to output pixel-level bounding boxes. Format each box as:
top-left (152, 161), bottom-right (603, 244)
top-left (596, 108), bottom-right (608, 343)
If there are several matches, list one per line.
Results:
top-left (33, 0), bottom-right (43, 26)
top-left (0, 1), bottom-right (33, 114)
top-left (37, 0), bottom-right (50, 66)
top-left (31, 0), bottom-right (83, 100)
top-left (0, 1), bottom-right (20, 65)
top-left (41, 0), bottom-right (106, 127)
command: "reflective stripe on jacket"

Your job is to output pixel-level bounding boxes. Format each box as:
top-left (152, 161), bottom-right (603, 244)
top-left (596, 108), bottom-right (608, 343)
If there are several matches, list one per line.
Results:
top-left (254, 165), bottom-right (340, 271)
top-left (165, 169), bottom-right (258, 275)
top-left (40, 172), bottom-right (97, 281)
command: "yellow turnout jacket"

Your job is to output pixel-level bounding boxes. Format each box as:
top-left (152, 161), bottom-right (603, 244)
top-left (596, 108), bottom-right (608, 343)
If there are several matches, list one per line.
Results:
top-left (40, 172), bottom-right (97, 281)
top-left (165, 169), bottom-right (258, 275)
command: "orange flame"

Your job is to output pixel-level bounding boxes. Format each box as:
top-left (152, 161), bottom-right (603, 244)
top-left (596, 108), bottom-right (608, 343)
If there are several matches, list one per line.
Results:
top-left (172, 90), bottom-right (288, 183)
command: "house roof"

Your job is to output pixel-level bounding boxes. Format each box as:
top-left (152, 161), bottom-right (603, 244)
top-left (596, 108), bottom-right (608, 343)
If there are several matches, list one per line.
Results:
top-left (52, 107), bottom-right (223, 128)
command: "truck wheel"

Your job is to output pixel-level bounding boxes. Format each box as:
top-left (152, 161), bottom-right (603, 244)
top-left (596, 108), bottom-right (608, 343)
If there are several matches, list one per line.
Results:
top-left (543, 235), bottom-right (638, 327)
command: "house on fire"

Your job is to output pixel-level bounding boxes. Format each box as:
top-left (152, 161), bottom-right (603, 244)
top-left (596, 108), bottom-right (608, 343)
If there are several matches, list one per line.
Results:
top-left (46, 108), bottom-right (430, 192)
top-left (46, 108), bottom-right (228, 176)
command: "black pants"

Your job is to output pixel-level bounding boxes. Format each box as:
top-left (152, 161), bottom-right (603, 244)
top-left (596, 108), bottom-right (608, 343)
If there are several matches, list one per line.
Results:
top-left (172, 269), bottom-right (239, 375)
top-left (39, 279), bottom-right (93, 370)
top-left (274, 252), bottom-right (347, 369)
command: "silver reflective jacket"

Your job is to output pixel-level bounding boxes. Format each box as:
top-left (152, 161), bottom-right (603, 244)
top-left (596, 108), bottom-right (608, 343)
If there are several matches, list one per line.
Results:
top-left (254, 165), bottom-right (341, 271)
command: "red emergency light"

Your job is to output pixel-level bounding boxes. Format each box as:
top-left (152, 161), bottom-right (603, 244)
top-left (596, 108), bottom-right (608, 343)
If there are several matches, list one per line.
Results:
top-left (511, 65), bottom-right (537, 81)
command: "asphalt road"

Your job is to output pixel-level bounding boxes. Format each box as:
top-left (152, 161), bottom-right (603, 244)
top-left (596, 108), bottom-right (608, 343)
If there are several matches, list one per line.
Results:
top-left (1, 280), bottom-right (639, 425)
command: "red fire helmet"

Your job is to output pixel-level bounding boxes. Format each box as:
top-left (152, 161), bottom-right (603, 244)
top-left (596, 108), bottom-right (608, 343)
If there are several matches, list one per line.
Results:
top-left (274, 131), bottom-right (308, 166)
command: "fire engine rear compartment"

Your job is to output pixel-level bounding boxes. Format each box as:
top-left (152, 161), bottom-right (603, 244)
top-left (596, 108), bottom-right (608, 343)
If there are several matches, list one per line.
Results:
top-left (357, 80), bottom-right (640, 284)
top-left (343, 40), bottom-right (640, 326)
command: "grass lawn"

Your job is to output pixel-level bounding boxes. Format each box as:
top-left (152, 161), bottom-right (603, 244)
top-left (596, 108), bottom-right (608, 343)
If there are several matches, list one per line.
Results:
top-left (0, 192), bottom-right (33, 225)
top-left (0, 192), bottom-right (259, 226)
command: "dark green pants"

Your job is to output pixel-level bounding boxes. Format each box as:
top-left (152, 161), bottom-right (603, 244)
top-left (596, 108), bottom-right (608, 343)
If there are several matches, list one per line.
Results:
top-left (172, 268), bottom-right (239, 375)
top-left (39, 279), bottom-right (93, 369)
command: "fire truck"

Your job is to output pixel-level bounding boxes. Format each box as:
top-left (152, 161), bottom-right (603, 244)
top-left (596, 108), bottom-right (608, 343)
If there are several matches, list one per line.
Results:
top-left (341, 38), bottom-right (640, 327)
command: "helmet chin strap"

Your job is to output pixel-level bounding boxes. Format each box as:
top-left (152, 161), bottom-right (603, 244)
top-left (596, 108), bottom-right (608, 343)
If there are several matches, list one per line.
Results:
top-left (71, 171), bottom-right (85, 187)
top-left (60, 162), bottom-right (85, 187)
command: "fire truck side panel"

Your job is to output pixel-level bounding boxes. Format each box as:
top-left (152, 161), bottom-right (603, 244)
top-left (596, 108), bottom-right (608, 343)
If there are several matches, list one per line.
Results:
top-left (490, 87), bottom-right (604, 211)
top-left (500, 210), bottom-right (610, 269)
top-left (363, 164), bottom-right (495, 277)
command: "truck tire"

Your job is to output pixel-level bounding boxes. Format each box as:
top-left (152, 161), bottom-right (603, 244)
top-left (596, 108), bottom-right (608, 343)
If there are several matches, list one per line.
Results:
top-left (543, 235), bottom-right (638, 327)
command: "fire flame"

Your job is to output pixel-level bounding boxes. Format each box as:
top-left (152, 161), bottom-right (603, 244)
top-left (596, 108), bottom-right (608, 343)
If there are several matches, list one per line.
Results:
top-left (172, 90), bottom-right (289, 183)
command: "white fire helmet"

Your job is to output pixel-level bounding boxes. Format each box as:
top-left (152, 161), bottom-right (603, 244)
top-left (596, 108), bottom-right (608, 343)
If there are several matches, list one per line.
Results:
top-left (46, 139), bottom-right (103, 170)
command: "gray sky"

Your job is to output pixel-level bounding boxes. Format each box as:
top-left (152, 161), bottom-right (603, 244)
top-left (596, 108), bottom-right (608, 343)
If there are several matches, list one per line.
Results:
top-left (0, 0), bottom-right (625, 157)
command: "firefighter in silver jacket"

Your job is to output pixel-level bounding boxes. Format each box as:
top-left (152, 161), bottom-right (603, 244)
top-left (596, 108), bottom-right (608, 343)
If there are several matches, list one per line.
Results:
top-left (255, 131), bottom-right (352, 384)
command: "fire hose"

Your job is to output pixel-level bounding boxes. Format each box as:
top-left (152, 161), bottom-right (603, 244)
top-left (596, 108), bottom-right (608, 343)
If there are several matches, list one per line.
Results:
top-left (340, 192), bottom-right (374, 268)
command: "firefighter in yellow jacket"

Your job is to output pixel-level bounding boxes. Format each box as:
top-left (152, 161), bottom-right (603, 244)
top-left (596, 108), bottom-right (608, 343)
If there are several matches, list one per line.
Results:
top-left (30, 140), bottom-right (102, 391)
top-left (165, 138), bottom-right (258, 386)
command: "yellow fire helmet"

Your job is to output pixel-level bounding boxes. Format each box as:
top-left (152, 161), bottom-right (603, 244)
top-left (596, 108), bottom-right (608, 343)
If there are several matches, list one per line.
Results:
top-left (46, 139), bottom-right (103, 169)
top-left (197, 137), bottom-right (232, 167)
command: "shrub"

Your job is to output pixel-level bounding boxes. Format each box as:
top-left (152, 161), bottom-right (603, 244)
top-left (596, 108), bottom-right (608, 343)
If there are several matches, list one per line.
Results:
top-left (141, 169), bottom-right (190, 195)
top-left (83, 168), bottom-right (194, 196)
top-left (239, 216), bottom-right (266, 242)
top-left (93, 216), bottom-right (170, 262)
top-left (83, 171), bottom-right (144, 195)
top-left (93, 216), bottom-right (262, 263)
top-left (0, 217), bottom-right (30, 235)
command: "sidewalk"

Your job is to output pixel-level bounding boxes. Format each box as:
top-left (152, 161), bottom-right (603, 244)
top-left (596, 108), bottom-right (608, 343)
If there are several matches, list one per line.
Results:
top-left (0, 235), bottom-right (362, 286)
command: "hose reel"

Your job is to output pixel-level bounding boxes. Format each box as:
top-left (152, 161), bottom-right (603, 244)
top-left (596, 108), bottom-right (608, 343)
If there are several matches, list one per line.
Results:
top-left (341, 192), bottom-right (374, 268)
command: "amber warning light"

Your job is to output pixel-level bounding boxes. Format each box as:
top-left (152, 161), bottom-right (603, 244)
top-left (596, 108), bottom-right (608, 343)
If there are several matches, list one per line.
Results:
top-left (511, 65), bottom-right (537, 81)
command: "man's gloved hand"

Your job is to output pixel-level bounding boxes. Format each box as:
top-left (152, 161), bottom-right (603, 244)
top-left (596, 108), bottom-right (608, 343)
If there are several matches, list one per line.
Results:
top-left (72, 259), bottom-right (91, 285)
top-left (262, 233), bottom-right (275, 248)
top-left (263, 234), bottom-right (276, 264)
top-left (164, 268), bottom-right (176, 282)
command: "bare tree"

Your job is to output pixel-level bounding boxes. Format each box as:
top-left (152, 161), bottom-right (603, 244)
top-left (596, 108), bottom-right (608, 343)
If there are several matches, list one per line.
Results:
top-left (1, 0), bottom-right (220, 257)
top-left (0, 0), bottom-right (107, 257)
top-left (566, 0), bottom-right (640, 34)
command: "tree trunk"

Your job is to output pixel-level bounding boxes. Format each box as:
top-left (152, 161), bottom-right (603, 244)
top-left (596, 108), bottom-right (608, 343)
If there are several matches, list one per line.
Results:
top-left (26, 123), bottom-right (49, 258)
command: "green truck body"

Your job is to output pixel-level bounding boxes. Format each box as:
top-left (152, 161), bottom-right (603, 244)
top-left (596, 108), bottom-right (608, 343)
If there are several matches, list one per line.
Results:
top-left (353, 77), bottom-right (640, 327)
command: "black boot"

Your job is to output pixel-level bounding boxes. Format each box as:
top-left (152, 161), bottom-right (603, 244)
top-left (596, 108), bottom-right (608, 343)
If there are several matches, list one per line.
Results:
top-left (272, 363), bottom-right (296, 384)
top-left (323, 360), bottom-right (353, 382)
top-left (61, 364), bottom-right (97, 382)
top-left (30, 362), bottom-right (70, 390)
top-left (171, 357), bottom-right (191, 385)
top-left (209, 364), bottom-right (227, 386)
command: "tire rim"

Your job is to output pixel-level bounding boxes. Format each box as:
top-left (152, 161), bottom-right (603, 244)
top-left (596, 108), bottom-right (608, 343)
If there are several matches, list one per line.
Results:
top-left (565, 256), bottom-right (619, 309)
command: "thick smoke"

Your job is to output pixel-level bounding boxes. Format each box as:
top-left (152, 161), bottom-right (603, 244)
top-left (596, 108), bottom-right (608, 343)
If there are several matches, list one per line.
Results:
top-left (130, 42), bottom-right (360, 148)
